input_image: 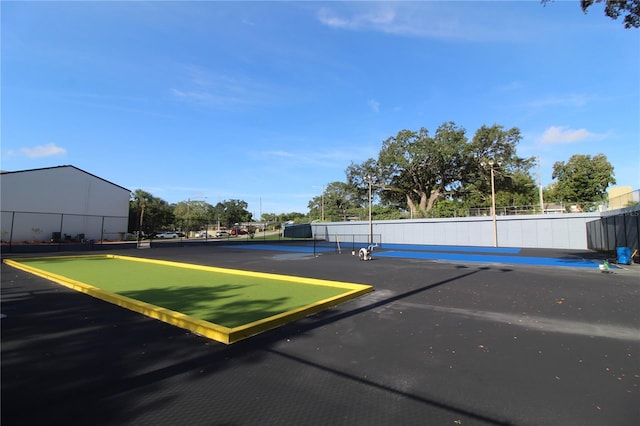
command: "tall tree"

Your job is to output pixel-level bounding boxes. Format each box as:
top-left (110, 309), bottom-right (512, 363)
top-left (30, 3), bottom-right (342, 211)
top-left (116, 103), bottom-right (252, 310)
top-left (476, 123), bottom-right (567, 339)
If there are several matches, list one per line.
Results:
top-left (542, 0), bottom-right (640, 28)
top-left (212, 202), bottom-right (226, 228)
top-left (347, 122), bottom-right (534, 217)
top-left (375, 122), bottom-right (471, 215)
top-left (129, 189), bottom-right (174, 235)
top-left (345, 158), bottom-right (382, 208)
top-left (466, 125), bottom-right (537, 210)
top-left (220, 199), bottom-right (253, 227)
top-left (173, 199), bottom-right (213, 231)
top-left (261, 212), bottom-right (308, 224)
top-left (549, 153), bottom-right (616, 203)
top-left (308, 181), bottom-right (361, 221)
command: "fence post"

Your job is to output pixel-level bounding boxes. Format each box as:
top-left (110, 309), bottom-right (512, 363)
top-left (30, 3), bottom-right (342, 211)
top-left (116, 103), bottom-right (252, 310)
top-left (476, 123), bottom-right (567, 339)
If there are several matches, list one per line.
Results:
top-left (58, 213), bottom-right (65, 251)
top-left (8, 211), bottom-right (15, 251)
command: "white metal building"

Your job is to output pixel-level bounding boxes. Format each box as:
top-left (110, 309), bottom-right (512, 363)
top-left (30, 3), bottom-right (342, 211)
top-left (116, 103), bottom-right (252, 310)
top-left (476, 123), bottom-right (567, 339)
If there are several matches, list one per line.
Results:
top-left (1, 165), bottom-right (130, 243)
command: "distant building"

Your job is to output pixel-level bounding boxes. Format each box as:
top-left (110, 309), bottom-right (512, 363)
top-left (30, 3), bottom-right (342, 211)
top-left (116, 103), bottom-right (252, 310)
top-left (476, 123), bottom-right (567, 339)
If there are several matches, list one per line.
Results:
top-left (1, 165), bottom-right (130, 243)
top-left (607, 186), bottom-right (634, 210)
top-left (542, 202), bottom-right (566, 214)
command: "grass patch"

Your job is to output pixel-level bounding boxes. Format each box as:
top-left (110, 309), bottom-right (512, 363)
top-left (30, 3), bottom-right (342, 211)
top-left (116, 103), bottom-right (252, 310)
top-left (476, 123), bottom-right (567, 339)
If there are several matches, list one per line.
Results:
top-left (5, 255), bottom-right (372, 343)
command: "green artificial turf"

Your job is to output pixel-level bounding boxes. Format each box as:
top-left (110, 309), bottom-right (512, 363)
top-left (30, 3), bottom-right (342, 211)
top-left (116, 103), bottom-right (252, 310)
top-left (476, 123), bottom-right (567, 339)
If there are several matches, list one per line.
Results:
top-left (18, 256), bottom-right (350, 328)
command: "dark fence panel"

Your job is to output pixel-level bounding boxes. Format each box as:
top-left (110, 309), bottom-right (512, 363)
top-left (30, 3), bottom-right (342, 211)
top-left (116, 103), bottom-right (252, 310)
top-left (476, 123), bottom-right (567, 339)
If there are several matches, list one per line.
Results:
top-left (605, 217), bottom-right (617, 250)
top-left (586, 220), bottom-right (604, 252)
top-left (283, 223), bottom-right (312, 238)
top-left (625, 214), bottom-right (638, 251)
top-left (586, 208), bottom-right (639, 255)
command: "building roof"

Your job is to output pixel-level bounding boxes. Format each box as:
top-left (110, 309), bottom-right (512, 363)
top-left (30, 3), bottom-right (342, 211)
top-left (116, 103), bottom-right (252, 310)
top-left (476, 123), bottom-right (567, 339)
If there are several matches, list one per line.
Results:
top-left (0, 165), bottom-right (131, 193)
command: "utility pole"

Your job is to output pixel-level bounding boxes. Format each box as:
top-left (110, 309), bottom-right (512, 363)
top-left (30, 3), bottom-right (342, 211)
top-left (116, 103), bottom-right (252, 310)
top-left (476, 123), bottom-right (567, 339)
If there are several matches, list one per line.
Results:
top-left (367, 175), bottom-right (373, 245)
top-left (312, 185), bottom-right (325, 221)
top-left (481, 161), bottom-right (499, 247)
top-left (538, 156), bottom-right (545, 214)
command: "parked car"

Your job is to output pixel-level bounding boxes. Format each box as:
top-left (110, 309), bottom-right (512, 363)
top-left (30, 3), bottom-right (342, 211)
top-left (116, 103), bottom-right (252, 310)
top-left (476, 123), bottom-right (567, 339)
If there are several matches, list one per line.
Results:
top-left (215, 231), bottom-right (229, 237)
top-left (156, 232), bottom-right (178, 238)
top-left (231, 229), bottom-right (248, 235)
top-left (194, 231), bottom-right (212, 238)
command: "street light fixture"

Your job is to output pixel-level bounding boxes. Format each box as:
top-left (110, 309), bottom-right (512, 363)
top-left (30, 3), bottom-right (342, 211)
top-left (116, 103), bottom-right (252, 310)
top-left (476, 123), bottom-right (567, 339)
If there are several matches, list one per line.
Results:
top-left (481, 160), bottom-right (500, 247)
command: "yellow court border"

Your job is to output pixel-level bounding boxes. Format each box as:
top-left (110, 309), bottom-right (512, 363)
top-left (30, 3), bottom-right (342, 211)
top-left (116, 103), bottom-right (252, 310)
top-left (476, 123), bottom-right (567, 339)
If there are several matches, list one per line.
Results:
top-left (3, 254), bottom-right (373, 344)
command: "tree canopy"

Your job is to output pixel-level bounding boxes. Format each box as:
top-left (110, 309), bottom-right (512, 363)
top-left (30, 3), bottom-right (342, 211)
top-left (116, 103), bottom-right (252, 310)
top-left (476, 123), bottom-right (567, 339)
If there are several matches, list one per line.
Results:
top-left (220, 199), bottom-right (253, 226)
top-left (128, 193), bottom-right (254, 234)
top-left (129, 189), bottom-right (174, 235)
top-left (261, 212), bottom-right (308, 224)
top-left (542, 0), bottom-right (640, 28)
top-left (547, 153), bottom-right (616, 204)
top-left (308, 181), bottom-right (362, 221)
top-left (127, 128), bottom-right (617, 229)
top-left (583, 0), bottom-right (639, 28)
top-left (346, 122), bottom-right (536, 217)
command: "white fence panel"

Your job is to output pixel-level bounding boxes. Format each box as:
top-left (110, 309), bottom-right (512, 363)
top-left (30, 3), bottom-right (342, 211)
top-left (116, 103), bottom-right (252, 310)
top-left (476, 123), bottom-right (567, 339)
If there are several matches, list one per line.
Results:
top-left (312, 213), bottom-right (601, 249)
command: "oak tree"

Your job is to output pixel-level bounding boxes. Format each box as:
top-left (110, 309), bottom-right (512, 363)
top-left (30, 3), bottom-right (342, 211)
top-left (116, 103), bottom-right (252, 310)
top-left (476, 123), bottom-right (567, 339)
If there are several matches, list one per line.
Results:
top-left (549, 153), bottom-right (616, 204)
top-left (543, 0), bottom-right (640, 28)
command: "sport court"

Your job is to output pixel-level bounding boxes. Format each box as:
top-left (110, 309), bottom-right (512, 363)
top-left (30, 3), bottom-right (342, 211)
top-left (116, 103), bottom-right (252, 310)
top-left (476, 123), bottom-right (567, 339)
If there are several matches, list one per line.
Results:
top-left (1, 242), bottom-right (638, 425)
top-left (234, 241), bottom-right (619, 269)
top-left (4, 254), bottom-right (372, 344)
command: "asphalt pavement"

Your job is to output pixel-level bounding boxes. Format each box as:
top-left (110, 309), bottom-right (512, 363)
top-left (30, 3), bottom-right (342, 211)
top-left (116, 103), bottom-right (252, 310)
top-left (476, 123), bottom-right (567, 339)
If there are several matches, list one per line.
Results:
top-left (2, 244), bottom-right (639, 425)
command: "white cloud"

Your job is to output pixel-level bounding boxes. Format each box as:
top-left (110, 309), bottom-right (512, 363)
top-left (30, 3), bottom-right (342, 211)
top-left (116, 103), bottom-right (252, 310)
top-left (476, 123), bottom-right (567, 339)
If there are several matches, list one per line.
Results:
top-left (528, 94), bottom-right (589, 108)
top-left (317, 5), bottom-right (438, 36)
top-left (20, 143), bottom-right (67, 158)
top-left (256, 145), bottom-right (375, 168)
top-left (317, 6), bottom-right (395, 30)
top-left (171, 88), bottom-right (211, 101)
top-left (315, 3), bottom-right (527, 42)
top-left (171, 66), bottom-right (286, 108)
top-left (368, 99), bottom-right (380, 113)
top-left (539, 126), bottom-right (605, 145)
top-left (316, 9), bottom-right (351, 29)
top-left (262, 150), bottom-right (295, 159)
top-left (496, 81), bottom-right (524, 92)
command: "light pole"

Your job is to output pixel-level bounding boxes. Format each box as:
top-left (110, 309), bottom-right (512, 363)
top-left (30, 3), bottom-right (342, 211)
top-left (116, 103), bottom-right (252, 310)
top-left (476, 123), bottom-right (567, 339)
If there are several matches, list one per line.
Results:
top-left (321, 187), bottom-right (325, 222)
top-left (202, 196), bottom-right (209, 237)
top-left (186, 198), bottom-right (191, 236)
top-left (538, 155), bottom-right (545, 214)
top-left (216, 195), bottom-right (221, 231)
top-left (313, 185), bottom-right (325, 221)
top-left (481, 161), bottom-right (499, 247)
top-left (366, 175), bottom-right (373, 245)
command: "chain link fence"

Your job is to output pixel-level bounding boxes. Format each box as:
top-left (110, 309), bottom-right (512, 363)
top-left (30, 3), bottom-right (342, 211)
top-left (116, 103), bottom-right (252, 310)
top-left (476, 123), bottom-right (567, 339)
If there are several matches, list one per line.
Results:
top-left (1, 210), bottom-right (128, 247)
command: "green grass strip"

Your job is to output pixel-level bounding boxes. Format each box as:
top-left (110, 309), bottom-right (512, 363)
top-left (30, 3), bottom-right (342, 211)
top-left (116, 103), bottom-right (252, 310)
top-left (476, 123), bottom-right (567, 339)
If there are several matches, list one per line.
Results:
top-left (9, 255), bottom-right (364, 328)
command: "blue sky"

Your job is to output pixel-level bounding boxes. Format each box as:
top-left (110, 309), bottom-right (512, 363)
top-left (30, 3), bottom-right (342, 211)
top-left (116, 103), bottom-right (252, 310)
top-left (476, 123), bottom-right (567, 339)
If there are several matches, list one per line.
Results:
top-left (2, 1), bottom-right (638, 216)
